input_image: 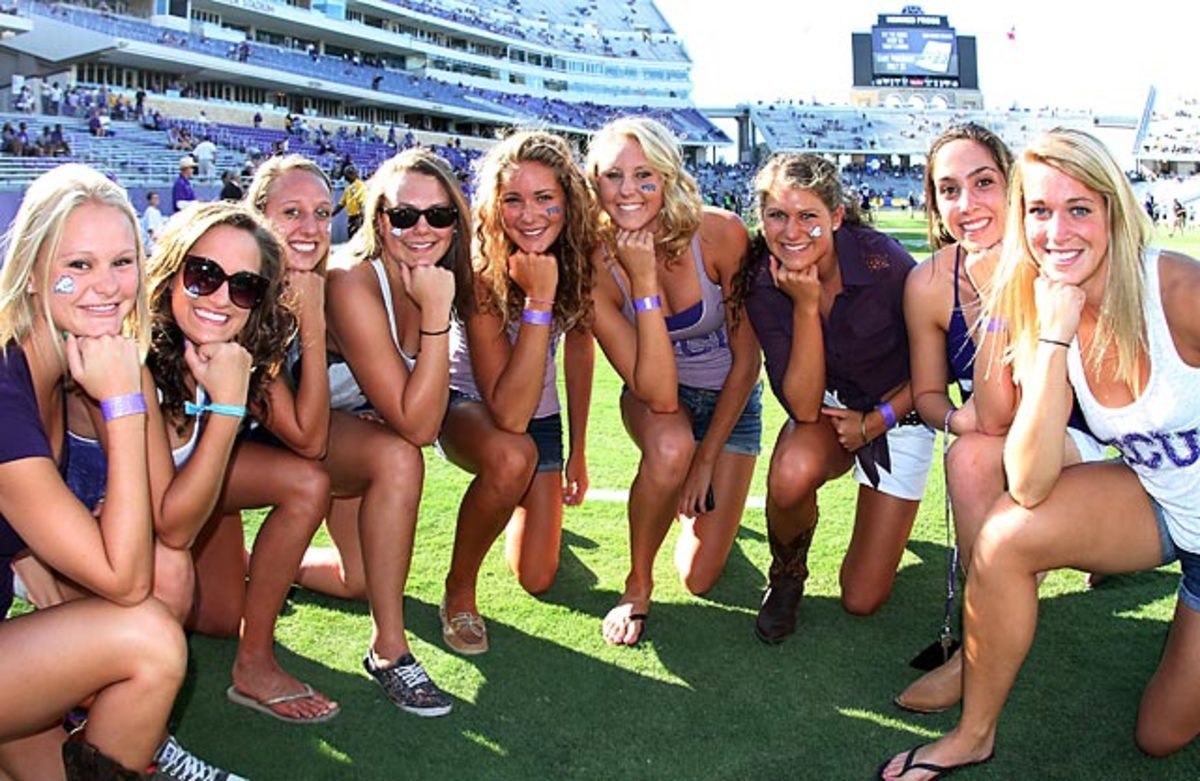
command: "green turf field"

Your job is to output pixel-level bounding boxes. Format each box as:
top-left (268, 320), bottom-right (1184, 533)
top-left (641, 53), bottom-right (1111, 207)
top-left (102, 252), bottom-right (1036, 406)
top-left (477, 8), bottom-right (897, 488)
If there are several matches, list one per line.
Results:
top-left (165, 212), bottom-right (1200, 779)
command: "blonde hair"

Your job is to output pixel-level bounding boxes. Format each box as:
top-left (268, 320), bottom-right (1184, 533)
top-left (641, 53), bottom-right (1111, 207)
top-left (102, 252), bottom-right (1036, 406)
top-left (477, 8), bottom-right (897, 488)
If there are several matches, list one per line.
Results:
top-left (585, 116), bottom-right (702, 263)
top-left (336, 148), bottom-right (475, 319)
top-left (0, 163), bottom-right (149, 361)
top-left (245, 154), bottom-right (334, 272)
top-left (472, 129), bottom-right (596, 332)
top-left (985, 128), bottom-right (1150, 390)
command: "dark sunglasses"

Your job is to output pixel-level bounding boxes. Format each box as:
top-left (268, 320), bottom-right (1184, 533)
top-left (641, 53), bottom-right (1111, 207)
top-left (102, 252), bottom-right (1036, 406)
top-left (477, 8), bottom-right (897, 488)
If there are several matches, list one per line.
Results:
top-left (383, 205), bottom-right (458, 230)
top-left (182, 255), bottom-right (269, 310)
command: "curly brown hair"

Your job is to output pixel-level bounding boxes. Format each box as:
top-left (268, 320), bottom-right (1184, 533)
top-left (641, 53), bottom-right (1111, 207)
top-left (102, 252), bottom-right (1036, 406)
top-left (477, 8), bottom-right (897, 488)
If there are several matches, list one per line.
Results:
top-left (146, 202), bottom-right (295, 430)
top-left (472, 129), bottom-right (597, 333)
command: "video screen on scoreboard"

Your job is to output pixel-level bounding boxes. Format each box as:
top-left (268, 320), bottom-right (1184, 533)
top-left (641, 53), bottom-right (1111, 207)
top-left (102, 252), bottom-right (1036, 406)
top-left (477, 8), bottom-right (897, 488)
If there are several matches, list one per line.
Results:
top-left (871, 26), bottom-right (959, 78)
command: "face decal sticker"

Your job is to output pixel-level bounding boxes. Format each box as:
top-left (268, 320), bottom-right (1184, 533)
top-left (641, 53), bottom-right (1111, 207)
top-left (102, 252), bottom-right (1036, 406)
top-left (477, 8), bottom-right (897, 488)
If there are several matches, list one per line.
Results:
top-left (53, 275), bottom-right (76, 295)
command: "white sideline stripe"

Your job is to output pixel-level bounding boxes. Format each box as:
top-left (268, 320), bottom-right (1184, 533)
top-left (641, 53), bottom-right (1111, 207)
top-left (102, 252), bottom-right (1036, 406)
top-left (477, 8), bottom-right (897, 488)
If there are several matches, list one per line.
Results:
top-left (586, 487), bottom-right (766, 509)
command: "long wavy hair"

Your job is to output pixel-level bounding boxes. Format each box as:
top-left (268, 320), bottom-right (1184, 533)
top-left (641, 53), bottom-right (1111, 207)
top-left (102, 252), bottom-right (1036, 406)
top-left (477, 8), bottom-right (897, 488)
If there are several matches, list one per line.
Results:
top-left (472, 129), bottom-right (596, 333)
top-left (146, 202), bottom-right (294, 429)
top-left (984, 128), bottom-right (1150, 391)
top-left (0, 164), bottom-right (149, 362)
top-left (924, 123), bottom-right (1014, 250)
top-left (729, 152), bottom-right (864, 318)
top-left (336, 148), bottom-right (475, 319)
top-left (585, 116), bottom-right (703, 265)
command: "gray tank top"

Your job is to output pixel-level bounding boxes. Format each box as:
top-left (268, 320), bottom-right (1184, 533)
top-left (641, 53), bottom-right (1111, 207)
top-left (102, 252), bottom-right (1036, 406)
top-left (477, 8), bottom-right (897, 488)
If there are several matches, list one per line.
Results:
top-left (610, 234), bottom-right (731, 390)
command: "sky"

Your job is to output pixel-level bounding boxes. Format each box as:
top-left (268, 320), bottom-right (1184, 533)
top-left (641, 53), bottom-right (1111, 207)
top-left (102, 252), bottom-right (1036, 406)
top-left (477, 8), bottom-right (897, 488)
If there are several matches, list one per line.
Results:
top-left (652, 1), bottom-right (1196, 116)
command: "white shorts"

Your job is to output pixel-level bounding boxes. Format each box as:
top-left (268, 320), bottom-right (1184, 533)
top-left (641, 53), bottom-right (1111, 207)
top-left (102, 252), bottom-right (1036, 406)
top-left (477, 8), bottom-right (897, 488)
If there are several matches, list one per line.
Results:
top-left (824, 391), bottom-right (936, 502)
top-left (1067, 425), bottom-right (1109, 463)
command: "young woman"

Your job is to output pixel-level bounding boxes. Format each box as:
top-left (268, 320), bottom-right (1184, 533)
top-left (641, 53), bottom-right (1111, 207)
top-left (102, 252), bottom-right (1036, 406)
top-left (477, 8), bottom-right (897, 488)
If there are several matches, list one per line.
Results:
top-left (735, 152), bottom-right (933, 644)
top-left (0, 164), bottom-right (186, 779)
top-left (143, 201), bottom-right (338, 725)
top-left (877, 129), bottom-right (1200, 778)
top-left (585, 117), bottom-right (761, 646)
top-left (896, 125), bottom-right (1106, 713)
top-left (437, 130), bottom-right (595, 655)
top-left (297, 148), bottom-right (470, 711)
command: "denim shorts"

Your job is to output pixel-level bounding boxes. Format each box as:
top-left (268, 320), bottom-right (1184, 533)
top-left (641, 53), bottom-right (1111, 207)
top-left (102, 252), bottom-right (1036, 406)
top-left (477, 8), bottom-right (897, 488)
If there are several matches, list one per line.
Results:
top-left (447, 388), bottom-right (563, 473)
top-left (677, 381), bottom-right (763, 457)
top-left (1152, 498), bottom-right (1200, 613)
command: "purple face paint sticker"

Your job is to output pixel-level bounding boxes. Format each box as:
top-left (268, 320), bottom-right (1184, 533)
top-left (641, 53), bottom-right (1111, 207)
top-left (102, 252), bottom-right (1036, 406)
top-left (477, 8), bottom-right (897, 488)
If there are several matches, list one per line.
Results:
top-left (53, 275), bottom-right (75, 295)
top-left (390, 227), bottom-right (404, 238)
top-left (639, 183), bottom-right (658, 193)
top-left (545, 206), bottom-right (562, 217)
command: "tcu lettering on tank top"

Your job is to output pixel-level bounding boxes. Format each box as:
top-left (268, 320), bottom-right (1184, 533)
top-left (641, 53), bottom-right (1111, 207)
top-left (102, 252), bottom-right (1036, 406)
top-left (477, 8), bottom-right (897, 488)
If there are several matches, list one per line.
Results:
top-left (1066, 249), bottom-right (1200, 552)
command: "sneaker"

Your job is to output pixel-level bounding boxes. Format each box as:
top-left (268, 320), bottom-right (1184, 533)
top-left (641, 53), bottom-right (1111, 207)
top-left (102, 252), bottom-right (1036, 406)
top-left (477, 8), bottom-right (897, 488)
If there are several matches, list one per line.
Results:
top-left (152, 735), bottom-right (248, 781)
top-left (363, 651), bottom-right (452, 718)
top-left (438, 599), bottom-right (488, 655)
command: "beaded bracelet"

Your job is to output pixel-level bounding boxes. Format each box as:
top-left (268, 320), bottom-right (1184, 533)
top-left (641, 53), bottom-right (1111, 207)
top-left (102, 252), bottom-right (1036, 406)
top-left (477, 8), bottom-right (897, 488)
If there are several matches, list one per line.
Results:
top-left (878, 401), bottom-right (897, 429)
top-left (633, 295), bottom-right (662, 313)
top-left (100, 392), bottom-right (147, 422)
top-left (522, 307), bottom-right (553, 326)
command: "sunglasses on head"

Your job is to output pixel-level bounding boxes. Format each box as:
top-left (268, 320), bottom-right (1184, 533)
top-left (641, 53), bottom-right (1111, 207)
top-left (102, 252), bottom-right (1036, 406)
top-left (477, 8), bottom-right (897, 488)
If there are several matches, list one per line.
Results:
top-left (182, 255), bottom-right (269, 310)
top-left (383, 205), bottom-right (458, 230)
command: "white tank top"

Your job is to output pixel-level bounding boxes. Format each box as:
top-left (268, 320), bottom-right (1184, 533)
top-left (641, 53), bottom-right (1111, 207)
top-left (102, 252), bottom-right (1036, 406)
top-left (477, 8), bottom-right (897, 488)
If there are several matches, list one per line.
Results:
top-left (328, 258), bottom-right (417, 411)
top-left (1067, 248), bottom-right (1200, 552)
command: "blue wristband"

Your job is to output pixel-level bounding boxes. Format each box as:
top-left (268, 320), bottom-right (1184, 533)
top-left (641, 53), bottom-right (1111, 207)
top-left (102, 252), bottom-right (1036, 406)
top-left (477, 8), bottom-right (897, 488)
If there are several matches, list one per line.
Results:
top-left (633, 295), bottom-right (661, 313)
top-left (184, 400), bottom-right (247, 419)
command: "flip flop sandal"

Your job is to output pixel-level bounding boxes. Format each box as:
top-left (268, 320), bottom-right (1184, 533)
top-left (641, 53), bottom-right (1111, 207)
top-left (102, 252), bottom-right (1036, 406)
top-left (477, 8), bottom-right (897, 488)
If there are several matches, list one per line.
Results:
top-left (226, 684), bottom-right (340, 724)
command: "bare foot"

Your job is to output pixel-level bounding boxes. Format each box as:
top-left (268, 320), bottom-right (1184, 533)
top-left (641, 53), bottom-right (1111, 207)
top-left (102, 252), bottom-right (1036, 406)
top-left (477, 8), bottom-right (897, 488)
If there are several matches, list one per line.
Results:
top-left (231, 656), bottom-right (338, 722)
top-left (602, 597), bottom-right (649, 646)
top-left (894, 648), bottom-right (963, 713)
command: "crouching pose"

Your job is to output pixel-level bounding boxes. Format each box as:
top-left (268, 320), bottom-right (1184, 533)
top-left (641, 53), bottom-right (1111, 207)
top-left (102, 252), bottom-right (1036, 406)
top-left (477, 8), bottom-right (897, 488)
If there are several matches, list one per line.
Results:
top-left (735, 153), bottom-right (933, 644)
top-left (878, 129), bottom-right (1200, 778)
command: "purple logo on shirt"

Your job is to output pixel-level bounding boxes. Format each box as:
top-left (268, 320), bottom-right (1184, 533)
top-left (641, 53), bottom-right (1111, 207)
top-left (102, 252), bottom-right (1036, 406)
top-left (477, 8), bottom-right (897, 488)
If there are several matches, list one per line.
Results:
top-left (1107, 429), bottom-right (1200, 470)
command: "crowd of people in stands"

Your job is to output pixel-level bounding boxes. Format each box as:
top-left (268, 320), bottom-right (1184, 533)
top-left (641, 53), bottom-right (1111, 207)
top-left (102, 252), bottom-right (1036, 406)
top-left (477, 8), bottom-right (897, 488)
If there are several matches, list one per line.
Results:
top-left (1, 112), bottom-right (1199, 781)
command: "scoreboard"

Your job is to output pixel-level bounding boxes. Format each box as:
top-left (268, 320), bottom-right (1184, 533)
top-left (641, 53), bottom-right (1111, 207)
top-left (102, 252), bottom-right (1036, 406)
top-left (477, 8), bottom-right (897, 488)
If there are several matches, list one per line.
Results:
top-left (852, 8), bottom-right (978, 91)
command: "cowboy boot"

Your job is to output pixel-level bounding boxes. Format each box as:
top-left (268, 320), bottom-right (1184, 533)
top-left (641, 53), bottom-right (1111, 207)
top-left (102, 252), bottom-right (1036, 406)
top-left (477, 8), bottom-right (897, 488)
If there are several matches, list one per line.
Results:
top-left (62, 735), bottom-right (150, 781)
top-left (755, 519), bottom-right (817, 644)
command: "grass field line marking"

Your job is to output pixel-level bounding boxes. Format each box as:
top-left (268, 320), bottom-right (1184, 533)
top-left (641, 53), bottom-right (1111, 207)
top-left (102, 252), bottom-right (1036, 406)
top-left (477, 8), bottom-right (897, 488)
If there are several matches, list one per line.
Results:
top-left (587, 487), bottom-right (765, 509)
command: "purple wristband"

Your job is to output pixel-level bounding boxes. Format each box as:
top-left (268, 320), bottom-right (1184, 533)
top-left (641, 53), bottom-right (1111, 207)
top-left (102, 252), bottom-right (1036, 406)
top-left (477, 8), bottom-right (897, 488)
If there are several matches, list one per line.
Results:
top-left (522, 307), bottom-right (553, 326)
top-left (633, 295), bottom-right (662, 313)
top-left (100, 392), bottom-right (147, 422)
top-left (986, 317), bottom-right (1008, 333)
top-left (878, 401), bottom-right (897, 429)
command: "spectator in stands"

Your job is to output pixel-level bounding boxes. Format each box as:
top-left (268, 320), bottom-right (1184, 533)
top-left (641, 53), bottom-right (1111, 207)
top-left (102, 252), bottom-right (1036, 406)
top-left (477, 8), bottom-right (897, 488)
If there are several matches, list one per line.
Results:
top-left (585, 117), bottom-right (761, 646)
top-left (144, 201), bottom-right (338, 727)
top-left (895, 123), bottom-right (1106, 714)
top-left (437, 130), bottom-right (596, 656)
top-left (732, 153), bottom-right (931, 644)
top-left (0, 122), bottom-right (18, 156)
top-left (141, 191), bottom-right (164, 256)
top-left (253, 111), bottom-right (262, 129)
top-left (193, 136), bottom-right (217, 181)
top-left (219, 170), bottom-right (244, 201)
top-left (172, 155), bottom-right (198, 212)
top-left (1172, 198), bottom-right (1187, 236)
top-left (14, 123), bottom-right (32, 157)
top-left (49, 123), bottom-right (69, 156)
top-left (300, 148), bottom-right (473, 712)
top-left (876, 125), bottom-right (1200, 781)
top-left (332, 165), bottom-right (366, 237)
top-left (46, 81), bottom-right (62, 115)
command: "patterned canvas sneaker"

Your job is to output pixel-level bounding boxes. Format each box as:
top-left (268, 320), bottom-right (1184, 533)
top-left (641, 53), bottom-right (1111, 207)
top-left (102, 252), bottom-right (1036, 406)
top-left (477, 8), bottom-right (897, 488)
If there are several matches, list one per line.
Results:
top-left (152, 735), bottom-right (248, 781)
top-left (363, 651), bottom-right (452, 717)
